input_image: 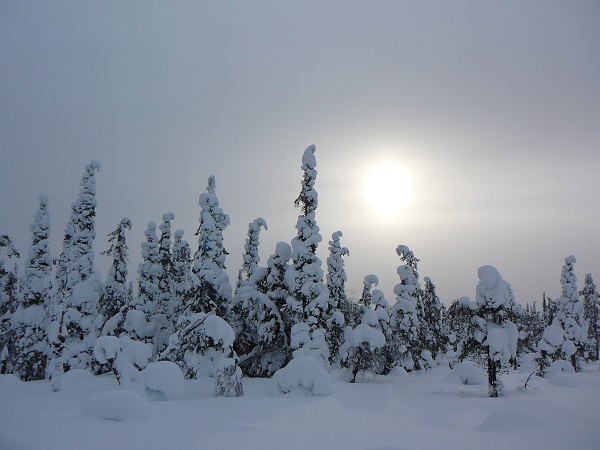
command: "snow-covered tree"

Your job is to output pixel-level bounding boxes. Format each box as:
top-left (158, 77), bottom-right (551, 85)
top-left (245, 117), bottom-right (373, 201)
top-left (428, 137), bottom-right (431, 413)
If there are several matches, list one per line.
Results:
top-left (236, 218), bottom-right (268, 292)
top-left (389, 245), bottom-right (424, 372)
top-left (264, 242), bottom-right (294, 363)
top-left (231, 287), bottom-right (287, 377)
top-left (288, 145), bottom-right (331, 366)
top-left (171, 229), bottom-right (191, 319)
top-left (473, 265), bottom-right (517, 397)
top-left (13, 195), bottom-right (53, 380)
top-left (552, 256), bottom-right (588, 371)
top-left (535, 325), bottom-right (564, 378)
top-left (0, 235), bottom-right (20, 375)
top-left (360, 274), bottom-right (379, 308)
top-left (98, 217), bottom-right (132, 333)
top-left (154, 212), bottom-right (176, 353)
top-left (341, 306), bottom-right (386, 383)
top-left (50, 160), bottom-right (102, 379)
top-left (420, 276), bottom-right (447, 363)
top-left (162, 313), bottom-right (243, 396)
top-left (325, 231), bottom-right (348, 363)
top-left (185, 176), bottom-right (232, 317)
top-left (445, 296), bottom-right (478, 365)
top-left (580, 273), bottom-right (599, 361)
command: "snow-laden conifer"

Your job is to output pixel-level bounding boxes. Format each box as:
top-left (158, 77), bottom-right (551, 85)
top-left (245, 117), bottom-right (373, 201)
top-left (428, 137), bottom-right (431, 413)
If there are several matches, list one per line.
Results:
top-left (552, 256), bottom-right (588, 371)
top-left (50, 161), bottom-right (101, 379)
top-left (230, 219), bottom-right (288, 376)
top-left (171, 229), bottom-right (191, 319)
top-left (0, 235), bottom-right (20, 375)
top-left (389, 245), bottom-right (423, 372)
top-left (445, 296), bottom-right (478, 365)
top-left (13, 195), bottom-right (53, 380)
top-left (185, 176), bottom-right (232, 317)
top-left (98, 217), bottom-right (132, 334)
top-left (420, 276), bottom-right (447, 363)
top-left (130, 221), bottom-right (160, 345)
top-left (264, 242), bottom-right (294, 363)
top-left (341, 303), bottom-right (386, 382)
top-left (473, 265), bottom-right (517, 397)
top-left (325, 231), bottom-right (348, 363)
top-left (236, 218), bottom-right (268, 291)
top-left (579, 273), bottom-right (599, 361)
top-left (154, 212), bottom-right (176, 353)
top-left (162, 313), bottom-right (243, 396)
top-left (287, 146), bottom-right (331, 367)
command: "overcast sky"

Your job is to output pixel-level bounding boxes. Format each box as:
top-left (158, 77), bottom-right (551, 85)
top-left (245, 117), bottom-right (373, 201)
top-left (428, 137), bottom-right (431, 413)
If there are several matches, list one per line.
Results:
top-left (1, 1), bottom-right (599, 306)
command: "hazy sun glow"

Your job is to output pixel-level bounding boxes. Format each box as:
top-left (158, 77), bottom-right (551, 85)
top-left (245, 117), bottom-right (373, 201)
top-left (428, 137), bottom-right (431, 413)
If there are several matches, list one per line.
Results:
top-left (364, 162), bottom-right (413, 217)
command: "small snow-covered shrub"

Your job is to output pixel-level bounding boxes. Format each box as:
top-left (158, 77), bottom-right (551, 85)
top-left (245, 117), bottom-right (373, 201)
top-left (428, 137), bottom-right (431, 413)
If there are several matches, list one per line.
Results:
top-left (81, 390), bottom-right (152, 422)
top-left (269, 356), bottom-right (332, 396)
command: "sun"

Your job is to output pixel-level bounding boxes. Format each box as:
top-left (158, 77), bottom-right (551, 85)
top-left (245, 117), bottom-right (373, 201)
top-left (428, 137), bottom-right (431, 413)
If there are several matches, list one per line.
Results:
top-left (364, 162), bottom-right (413, 217)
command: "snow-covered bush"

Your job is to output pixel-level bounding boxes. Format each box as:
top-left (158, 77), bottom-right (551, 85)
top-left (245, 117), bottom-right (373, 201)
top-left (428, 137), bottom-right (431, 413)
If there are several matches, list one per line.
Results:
top-left (269, 356), bottom-right (332, 396)
top-left (535, 325), bottom-right (564, 377)
top-left (341, 314), bottom-right (386, 382)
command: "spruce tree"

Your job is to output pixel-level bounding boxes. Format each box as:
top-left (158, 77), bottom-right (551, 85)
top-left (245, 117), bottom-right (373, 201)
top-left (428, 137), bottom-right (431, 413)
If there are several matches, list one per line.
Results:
top-left (420, 276), bottom-right (448, 363)
top-left (580, 273), bottom-right (599, 361)
top-left (552, 256), bottom-right (588, 371)
top-left (288, 146), bottom-right (330, 367)
top-left (185, 176), bottom-right (232, 317)
top-left (13, 195), bottom-right (53, 380)
top-left (0, 235), bottom-right (20, 375)
top-left (389, 245), bottom-right (423, 371)
top-left (131, 221), bottom-right (160, 344)
top-left (236, 218), bottom-right (268, 292)
top-left (325, 231), bottom-right (348, 363)
top-left (473, 265), bottom-right (517, 397)
top-left (50, 160), bottom-right (101, 379)
top-left (171, 229), bottom-right (191, 319)
top-left (154, 212), bottom-right (176, 353)
top-left (98, 217), bottom-right (132, 333)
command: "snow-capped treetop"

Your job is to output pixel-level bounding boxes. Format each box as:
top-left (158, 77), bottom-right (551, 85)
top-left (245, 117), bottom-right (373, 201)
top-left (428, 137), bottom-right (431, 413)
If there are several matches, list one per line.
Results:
top-left (396, 245), bottom-right (419, 269)
top-left (38, 193), bottom-right (50, 206)
top-left (302, 144), bottom-right (317, 168)
top-left (360, 274), bottom-right (379, 306)
top-left (363, 274), bottom-right (379, 289)
top-left (475, 265), bottom-right (511, 310)
top-left (238, 218), bottom-right (268, 289)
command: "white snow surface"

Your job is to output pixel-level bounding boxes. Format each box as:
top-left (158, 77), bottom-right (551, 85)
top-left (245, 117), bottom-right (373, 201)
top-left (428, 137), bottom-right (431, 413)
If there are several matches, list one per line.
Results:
top-left (137, 361), bottom-right (184, 401)
top-left (81, 389), bottom-right (152, 422)
top-left (1, 364), bottom-right (599, 449)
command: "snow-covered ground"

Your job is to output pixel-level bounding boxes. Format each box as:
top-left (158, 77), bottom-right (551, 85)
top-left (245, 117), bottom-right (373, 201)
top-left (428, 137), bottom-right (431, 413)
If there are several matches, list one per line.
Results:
top-left (1, 363), bottom-right (599, 450)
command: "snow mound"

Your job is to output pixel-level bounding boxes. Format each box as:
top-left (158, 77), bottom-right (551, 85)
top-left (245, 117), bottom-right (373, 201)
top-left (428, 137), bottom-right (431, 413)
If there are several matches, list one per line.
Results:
top-left (549, 360), bottom-right (575, 374)
top-left (548, 375), bottom-right (579, 388)
top-left (270, 356), bottom-right (332, 396)
top-left (0, 431), bottom-right (45, 450)
top-left (139, 361), bottom-right (184, 400)
top-left (444, 361), bottom-right (485, 385)
top-left (478, 409), bottom-right (545, 432)
top-left (81, 390), bottom-right (152, 422)
top-left (0, 374), bottom-right (23, 386)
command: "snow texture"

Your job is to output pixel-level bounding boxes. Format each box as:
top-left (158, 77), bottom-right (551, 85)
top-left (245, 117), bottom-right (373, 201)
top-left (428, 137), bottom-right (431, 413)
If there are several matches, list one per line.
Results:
top-left (81, 390), bottom-right (152, 422)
